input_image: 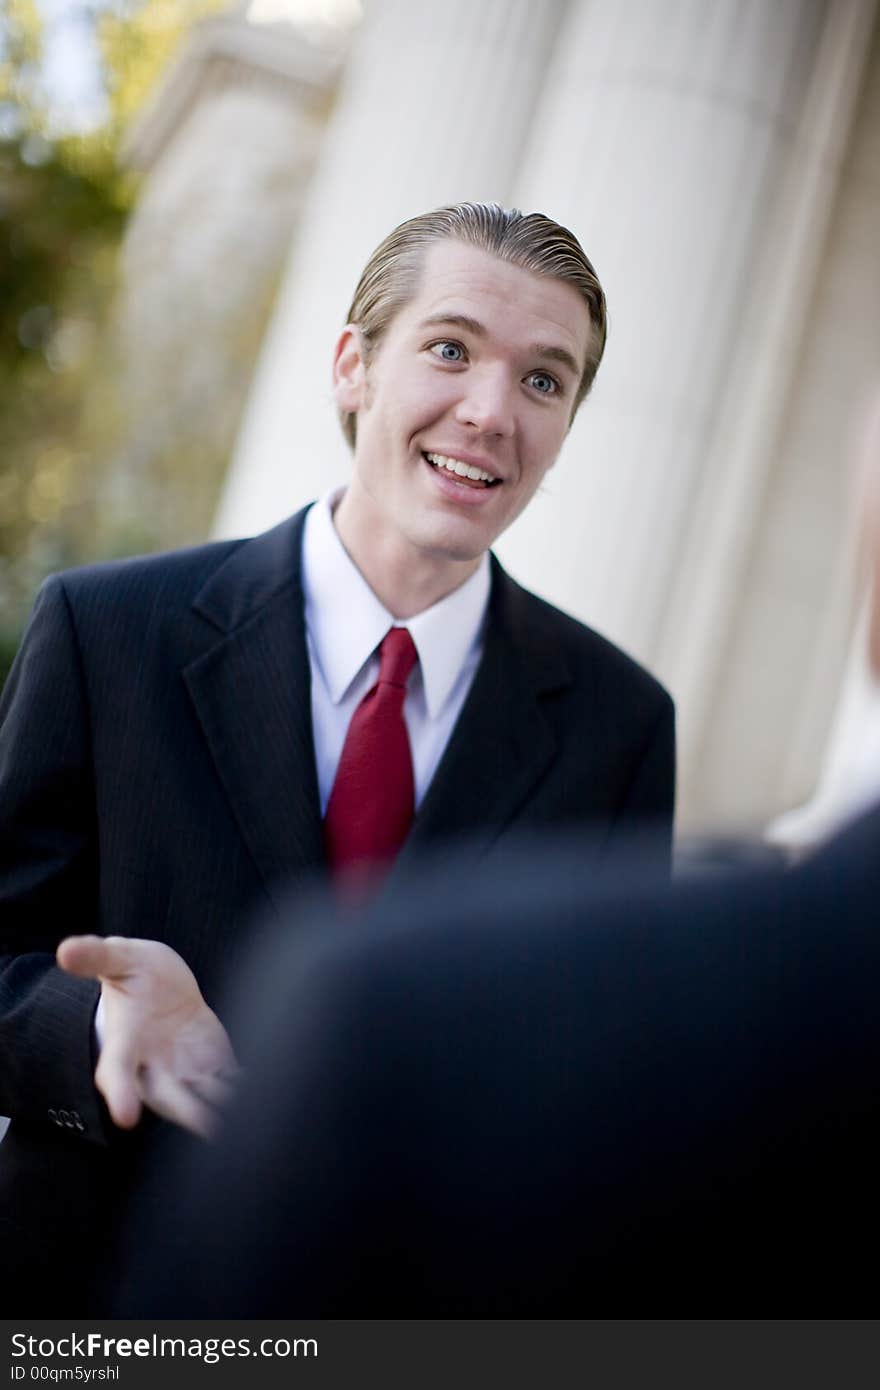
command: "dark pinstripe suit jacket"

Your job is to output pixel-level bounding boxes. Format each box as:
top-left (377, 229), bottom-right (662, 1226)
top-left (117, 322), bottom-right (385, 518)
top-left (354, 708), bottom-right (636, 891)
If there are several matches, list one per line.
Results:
top-left (0, 505), bottom-right (673, 1312)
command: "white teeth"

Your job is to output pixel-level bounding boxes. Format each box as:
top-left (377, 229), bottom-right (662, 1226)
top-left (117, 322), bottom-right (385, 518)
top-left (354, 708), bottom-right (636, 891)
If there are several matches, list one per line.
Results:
top-left (425, 452), bottom-right (496, 484)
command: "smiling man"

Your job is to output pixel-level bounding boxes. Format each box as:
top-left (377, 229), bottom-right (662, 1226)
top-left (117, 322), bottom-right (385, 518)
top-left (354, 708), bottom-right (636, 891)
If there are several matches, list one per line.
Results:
top-left (0, 203), bottom-right (673, 1312)
top-left (331, 234), bottom-right (594, 615)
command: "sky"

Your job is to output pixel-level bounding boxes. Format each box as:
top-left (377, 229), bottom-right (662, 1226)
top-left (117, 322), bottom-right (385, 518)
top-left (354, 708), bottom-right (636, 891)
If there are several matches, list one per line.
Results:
top-left (29, 1), bottom-right (363, 134)
top-left (35, 0), bottom-right (110, 133)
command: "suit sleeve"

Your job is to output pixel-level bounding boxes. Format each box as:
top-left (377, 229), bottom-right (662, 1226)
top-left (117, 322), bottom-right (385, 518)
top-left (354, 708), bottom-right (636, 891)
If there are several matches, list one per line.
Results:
top-left (608, 690), bottom-right (676, 874)
top-left (0, 576), bottom-right (107, 1142)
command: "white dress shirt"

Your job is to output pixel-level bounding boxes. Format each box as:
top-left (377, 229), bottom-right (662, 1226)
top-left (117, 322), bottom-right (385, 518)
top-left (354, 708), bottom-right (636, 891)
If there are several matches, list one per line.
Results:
top-left (302, 490), bottom-right (490, 812)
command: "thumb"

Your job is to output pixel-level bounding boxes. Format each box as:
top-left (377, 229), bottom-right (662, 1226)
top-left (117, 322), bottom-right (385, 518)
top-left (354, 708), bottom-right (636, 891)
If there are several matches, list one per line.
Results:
top-left (57, 934), bottom-right (135, 984)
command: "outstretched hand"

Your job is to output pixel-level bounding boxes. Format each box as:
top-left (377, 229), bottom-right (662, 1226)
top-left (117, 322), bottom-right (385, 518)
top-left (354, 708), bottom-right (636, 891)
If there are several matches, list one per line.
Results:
top-left (57, 935), bottom-right (240, 1139)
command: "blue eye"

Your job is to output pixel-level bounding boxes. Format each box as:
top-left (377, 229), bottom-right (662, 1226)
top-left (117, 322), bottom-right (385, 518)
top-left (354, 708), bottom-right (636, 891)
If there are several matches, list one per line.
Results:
top-left (430, 341), bottom-right (464, 362)
top-left (527, 371), bottom-right (559, 395)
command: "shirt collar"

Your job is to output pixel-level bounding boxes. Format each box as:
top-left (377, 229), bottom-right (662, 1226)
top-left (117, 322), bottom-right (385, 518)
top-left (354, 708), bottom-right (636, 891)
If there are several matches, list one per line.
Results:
top-left (302, 489), bottom-right (490, 718)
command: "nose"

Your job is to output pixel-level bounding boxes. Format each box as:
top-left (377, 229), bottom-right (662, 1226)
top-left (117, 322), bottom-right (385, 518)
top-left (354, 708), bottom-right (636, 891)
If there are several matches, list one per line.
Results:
top-left (454, 365), bottom-right (515, 437)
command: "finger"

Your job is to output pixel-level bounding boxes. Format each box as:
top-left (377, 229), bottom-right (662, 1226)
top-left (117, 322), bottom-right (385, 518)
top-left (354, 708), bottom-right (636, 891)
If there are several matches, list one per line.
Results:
top-left (139, 1067), bottom-right (219, 1140)
top-left (181, 1069), bottom-right (239, 1111)
top-left (94, 1044), bottom-right (144, 1130)
top-left (213, 1061), bottom-right (243, 1085)
top-left (57, 934), bottom-right (135, 983)
top-left (174, 1010), bottom-right (240, 1081)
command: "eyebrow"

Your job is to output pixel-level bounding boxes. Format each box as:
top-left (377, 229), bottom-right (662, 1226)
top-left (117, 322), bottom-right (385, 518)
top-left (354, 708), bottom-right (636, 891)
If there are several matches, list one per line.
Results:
top-left (418, 312), bottom-right (582, 380)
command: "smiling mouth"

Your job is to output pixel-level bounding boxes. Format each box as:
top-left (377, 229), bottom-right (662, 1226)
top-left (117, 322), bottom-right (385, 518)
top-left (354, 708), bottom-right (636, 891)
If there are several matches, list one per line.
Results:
top-left (423, 452), bottom-right (501, 490)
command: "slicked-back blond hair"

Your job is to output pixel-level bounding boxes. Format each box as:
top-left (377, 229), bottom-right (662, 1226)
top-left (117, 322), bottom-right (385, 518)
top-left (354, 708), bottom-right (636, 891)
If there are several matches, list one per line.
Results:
top-left (339, 201), bottom-right (607, 449)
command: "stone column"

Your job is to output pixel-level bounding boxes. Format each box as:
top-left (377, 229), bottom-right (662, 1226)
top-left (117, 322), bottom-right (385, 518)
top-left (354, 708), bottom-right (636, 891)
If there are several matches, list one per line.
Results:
top-left (768, 391), bottom-right (880, 849)
top-left (767, 600), bottom-right (880, 849)
top-left (213, 0), bottom-right (570, 538)
top-left (117, 9), bottom-right (339, 546)
top-left (492, 0), bottom-right (876, 808)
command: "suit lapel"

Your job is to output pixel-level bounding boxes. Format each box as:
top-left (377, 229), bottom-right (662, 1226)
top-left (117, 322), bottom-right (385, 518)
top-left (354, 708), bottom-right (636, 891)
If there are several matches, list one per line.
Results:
top-left (397, 559), bottom-right (570, 872)
top-left (182, 530), bottom-right (573, 898)
top-left (183, 511), bottom-right (324, 905)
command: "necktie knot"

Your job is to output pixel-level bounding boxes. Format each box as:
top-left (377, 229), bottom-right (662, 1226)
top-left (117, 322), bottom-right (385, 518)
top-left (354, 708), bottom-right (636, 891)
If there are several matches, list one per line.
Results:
top-left (378, 627), bottom-right (418, 689)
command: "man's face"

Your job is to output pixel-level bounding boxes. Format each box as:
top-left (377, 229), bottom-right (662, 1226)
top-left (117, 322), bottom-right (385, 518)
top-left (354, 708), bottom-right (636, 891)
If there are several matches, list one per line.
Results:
top-left (333, 239), bottom-right (593, 565)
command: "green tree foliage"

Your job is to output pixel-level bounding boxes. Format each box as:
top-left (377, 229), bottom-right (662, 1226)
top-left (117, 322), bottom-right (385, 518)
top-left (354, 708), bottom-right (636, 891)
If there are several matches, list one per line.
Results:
top-left (97, 0), bottom-right (228, 143)
top-left (0, 0), bottom-right (227, 685)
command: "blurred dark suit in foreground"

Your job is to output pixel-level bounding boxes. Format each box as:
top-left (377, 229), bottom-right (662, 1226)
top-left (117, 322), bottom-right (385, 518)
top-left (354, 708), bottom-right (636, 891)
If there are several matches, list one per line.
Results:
top-left (121, 805), bottom-right (880, 1317)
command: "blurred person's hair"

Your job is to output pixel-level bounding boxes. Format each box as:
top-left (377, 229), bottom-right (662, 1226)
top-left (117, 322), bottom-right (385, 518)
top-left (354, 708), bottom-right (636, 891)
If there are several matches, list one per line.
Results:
top-left (339, 201), bottom-right (608, 449)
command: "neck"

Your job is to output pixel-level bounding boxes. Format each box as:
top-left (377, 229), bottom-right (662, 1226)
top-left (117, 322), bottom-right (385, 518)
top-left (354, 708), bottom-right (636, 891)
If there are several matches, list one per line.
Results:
top-left (333, 483), bottom-right (482, 619)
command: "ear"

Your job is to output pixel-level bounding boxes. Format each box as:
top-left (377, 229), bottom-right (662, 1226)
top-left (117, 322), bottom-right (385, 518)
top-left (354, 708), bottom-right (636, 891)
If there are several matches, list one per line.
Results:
top-left (332, 325), bottom-right (367, 413)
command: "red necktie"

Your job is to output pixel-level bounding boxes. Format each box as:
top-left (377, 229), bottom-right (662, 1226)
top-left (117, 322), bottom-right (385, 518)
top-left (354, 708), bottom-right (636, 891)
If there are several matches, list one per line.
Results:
top-left (324, 627), bottom-right (419, 878)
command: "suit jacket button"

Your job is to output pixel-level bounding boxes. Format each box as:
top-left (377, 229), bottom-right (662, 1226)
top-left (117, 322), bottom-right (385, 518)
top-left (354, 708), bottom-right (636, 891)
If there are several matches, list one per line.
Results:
top-left (48, 1108), bottom-right (58, 1125)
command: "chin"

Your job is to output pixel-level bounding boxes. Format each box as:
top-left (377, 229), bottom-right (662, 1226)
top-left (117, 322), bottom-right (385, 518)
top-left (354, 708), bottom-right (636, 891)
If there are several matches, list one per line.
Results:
top-left (414, 522), bottom-right (491, 565)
